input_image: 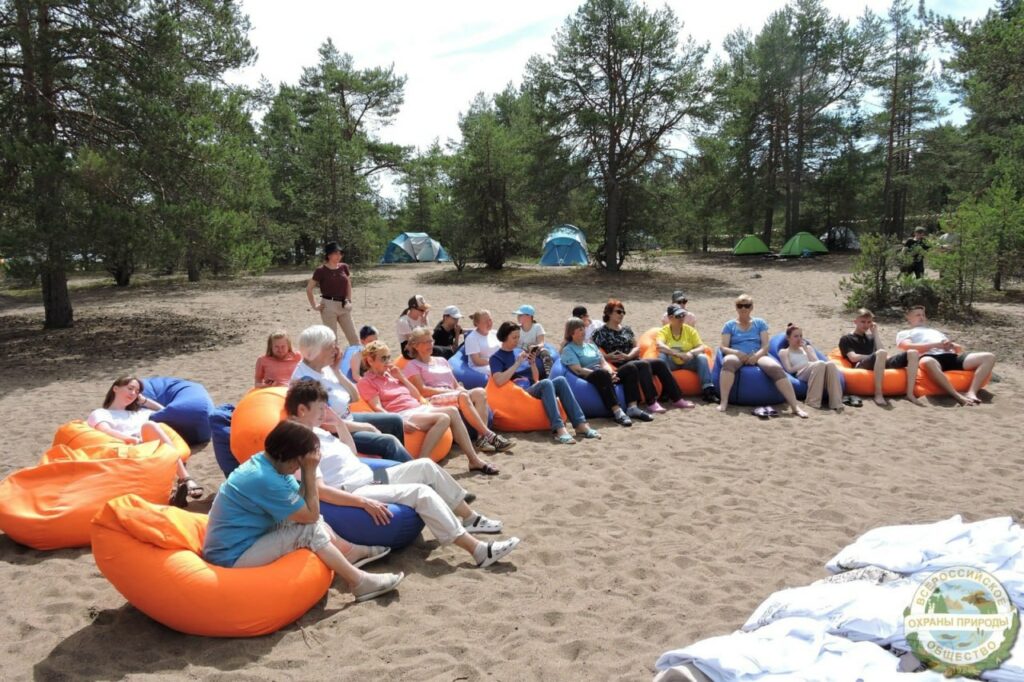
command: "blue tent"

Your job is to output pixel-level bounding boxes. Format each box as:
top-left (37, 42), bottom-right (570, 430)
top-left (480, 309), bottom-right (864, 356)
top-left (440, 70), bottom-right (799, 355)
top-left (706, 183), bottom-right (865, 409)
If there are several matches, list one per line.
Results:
top-left (380, 232), bottom-right (450, 264)
top-left (540, 225), bottom-right (589, 266)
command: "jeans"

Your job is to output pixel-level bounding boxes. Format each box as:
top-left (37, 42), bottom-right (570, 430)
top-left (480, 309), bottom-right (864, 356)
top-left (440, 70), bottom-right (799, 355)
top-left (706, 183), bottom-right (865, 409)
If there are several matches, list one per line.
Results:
top-left (350, 412), bottom-right (412, 463)
top-left (526, 376), bottom-right (586, 431)
top-left (660, 352), bottom-right (714, 388)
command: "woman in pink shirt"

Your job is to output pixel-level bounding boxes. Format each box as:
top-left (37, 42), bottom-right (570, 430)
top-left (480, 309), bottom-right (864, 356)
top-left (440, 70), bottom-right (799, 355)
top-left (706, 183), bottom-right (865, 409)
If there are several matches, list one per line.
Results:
top-left (402, 327), bottom-right (514, 453)
top-left (357, 341), bottom-right (499, 475)
top-left (254, 331), bottom-right (302, 387)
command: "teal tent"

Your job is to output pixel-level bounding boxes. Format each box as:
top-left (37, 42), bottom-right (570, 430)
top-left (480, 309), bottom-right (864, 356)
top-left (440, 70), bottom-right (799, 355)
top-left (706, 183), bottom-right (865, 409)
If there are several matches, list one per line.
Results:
top-left (778, 231), bottom-right (829, 258)
top-left (380, 232), bottom-right (450, 263)
top-left (540, 225), bottom-right (589, 266)
top-left (733, 234), bottom-right (771, 256)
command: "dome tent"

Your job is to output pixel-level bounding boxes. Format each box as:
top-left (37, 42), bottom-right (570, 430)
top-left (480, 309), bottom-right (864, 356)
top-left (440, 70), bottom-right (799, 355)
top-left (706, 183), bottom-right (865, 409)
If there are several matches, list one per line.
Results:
top-left (540, 225), bottom-right (589, 266)
top-left (778, 231), bottom-right (829, 258)
top-left (819, 225), bottom-right (860, 250)
top-left (380, 232), bottom-right (450, 264)
top-left (733, 234), bottom-right (771, 256)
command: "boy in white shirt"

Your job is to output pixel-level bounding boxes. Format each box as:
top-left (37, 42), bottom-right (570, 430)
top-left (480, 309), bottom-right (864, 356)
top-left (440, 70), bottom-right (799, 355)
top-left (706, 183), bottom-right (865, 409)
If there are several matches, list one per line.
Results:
top-left (896, 305), bottom-right (996, 405)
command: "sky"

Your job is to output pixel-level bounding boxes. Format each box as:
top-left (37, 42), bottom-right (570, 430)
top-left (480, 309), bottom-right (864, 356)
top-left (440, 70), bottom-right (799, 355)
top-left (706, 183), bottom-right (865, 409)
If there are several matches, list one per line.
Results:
top-left (226, 0), bottom-right (996, 196)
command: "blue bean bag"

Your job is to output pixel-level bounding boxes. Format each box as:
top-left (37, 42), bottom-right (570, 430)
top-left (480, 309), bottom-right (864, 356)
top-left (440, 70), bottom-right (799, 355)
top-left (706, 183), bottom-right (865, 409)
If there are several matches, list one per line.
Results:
top-left (142, 377), bottom-right (214, 445)
top-left (711, 348), bottom-right (803, 406)
top-left (209, 404), bottom-right (237, 477)
top-left (550, 357), bottom-right (626, 418)
top-left (767, 333), bottom-right (845, 400)
top-left (321, 457), bottom-right (424, 549)
top-left (450, 347), bottom-right (488, 390)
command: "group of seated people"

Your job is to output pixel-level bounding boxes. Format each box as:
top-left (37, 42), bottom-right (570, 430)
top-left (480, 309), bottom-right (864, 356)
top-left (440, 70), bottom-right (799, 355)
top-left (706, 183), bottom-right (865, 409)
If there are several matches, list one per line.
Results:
top-left (81, 287), bottom-right (996, 606)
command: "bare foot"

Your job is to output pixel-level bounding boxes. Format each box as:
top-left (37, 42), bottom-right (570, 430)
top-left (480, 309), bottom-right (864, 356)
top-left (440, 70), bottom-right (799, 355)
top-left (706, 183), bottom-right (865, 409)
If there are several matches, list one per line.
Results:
top-left (965, 392), bottom-right (982, 405)
top-left (717, 403), bottom-right (728, 413)
top-left (905, 394), bottom-right (924, 406)
top-left (953, 392), bottom-right (973, 406)
top-left (794, 408), bottom-right (809, 419)
top-left (874, 395), bottom-right (887, 407)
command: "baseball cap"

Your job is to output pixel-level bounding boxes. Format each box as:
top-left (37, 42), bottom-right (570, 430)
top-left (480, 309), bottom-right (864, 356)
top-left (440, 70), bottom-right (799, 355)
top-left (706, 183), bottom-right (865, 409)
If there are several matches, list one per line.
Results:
top-left (666, 304), bottom-right (688, 318)
top-left (671, 290), bottom-right (688, 304)
top-left (513, 304), bottom-right (536, 317)
top-left (324, 241), bottom-right (344, 256)
top-left (442, 305), bottom-right (462, 319)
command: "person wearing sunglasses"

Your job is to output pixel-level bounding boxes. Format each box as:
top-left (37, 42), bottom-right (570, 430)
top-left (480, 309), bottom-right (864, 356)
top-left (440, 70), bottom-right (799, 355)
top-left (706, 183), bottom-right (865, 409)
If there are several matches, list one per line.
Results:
top-left (718, 294), bottom-right (807, 418)
top-left (357, 341), bottom-right (500, 475)
top-left (592, 299), bottom-right (692, 420)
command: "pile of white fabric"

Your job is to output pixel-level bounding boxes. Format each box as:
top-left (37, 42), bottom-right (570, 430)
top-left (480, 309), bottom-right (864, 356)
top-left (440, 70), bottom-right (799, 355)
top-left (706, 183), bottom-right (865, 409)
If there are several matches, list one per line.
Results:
top-left (655, 516), bottom-right (1024, 681)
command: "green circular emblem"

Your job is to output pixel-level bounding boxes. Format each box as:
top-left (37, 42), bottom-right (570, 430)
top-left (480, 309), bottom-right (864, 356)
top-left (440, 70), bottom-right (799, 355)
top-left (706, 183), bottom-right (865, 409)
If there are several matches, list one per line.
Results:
top-left (904, 566), bottom-right (1019, 677)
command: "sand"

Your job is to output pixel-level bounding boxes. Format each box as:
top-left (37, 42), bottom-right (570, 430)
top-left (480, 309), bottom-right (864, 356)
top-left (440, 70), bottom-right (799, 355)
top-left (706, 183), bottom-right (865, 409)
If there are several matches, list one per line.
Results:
top-left (1, 253), bottom-right (1022, 681)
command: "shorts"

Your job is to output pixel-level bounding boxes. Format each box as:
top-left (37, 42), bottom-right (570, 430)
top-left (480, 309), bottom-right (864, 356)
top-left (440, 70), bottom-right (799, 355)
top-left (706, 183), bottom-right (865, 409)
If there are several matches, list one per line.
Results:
top-left (927, 352), bottom-right (967, 371)
top-left (855, 352), bottom-right (910, 370)
top-left (427, 391), bottom-right (462, 407)
top-left (397, 405), bottom-right (435, 419)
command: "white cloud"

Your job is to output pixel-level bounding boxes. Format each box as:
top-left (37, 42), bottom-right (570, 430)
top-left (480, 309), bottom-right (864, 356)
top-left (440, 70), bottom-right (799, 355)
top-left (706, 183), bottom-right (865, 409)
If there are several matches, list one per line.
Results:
top-left (227, 0), bottom-right (993, 177)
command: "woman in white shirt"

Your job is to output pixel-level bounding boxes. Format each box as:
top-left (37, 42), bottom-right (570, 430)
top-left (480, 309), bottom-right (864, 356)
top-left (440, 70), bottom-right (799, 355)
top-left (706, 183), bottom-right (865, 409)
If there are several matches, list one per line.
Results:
top-left (88, 376), bottom-right (202, 507)
top-left (778, 323), bottom-right (843, 411)
top-left (464, 310), bottom-right (500, 375)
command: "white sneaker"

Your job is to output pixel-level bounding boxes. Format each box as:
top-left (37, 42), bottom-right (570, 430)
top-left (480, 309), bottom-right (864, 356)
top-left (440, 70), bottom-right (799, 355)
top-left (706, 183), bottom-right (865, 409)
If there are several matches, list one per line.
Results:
top-left (463, 513), bottom-right (503, 534)
top-left (476, 537), bottom-right (521, 568)
top-left (352, 571), bottom-right (404, 603)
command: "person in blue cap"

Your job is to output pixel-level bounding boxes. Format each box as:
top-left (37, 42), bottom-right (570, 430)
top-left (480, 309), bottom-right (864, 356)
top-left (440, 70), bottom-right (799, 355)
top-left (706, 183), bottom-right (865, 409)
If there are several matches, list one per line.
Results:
top-left (514, 304), bottom-right (553, 376)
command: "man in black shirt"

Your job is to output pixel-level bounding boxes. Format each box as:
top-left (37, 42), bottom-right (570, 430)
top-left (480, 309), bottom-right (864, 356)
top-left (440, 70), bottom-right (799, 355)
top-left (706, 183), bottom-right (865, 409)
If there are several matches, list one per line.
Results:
top-left (902, 226), bottom-right (929, 279)
top-left (432, 305), bottom-right (464, 359)
top-left (838, 308), bottom-right (921, 405)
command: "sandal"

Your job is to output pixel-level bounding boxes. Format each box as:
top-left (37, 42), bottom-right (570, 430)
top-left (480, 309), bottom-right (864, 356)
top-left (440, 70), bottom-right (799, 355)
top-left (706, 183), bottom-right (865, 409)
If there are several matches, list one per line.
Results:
top-left (182, 477), bottom-right (204, 500)
top-left (469, 462), bottom-right (500, 476)
top-left (576, 428), bottom-right (601, 440)
top-left (554, 433), bottom-right (577, 445)
top-left (842, 395), bottom-right (864, 408)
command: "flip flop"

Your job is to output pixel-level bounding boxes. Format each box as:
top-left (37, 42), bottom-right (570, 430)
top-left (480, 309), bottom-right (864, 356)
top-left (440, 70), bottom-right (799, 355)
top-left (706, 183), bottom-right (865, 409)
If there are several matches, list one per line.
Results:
top-left (842, 395), bottom-right (864, 408)
top-left (182, 477), bottom-right (204, 500)
top-left (469, 462), bottom-right (500, 476)
top-left (765, 406), bottom-right (780, 418)
top-left (752, 406), bottom-right (771, 420)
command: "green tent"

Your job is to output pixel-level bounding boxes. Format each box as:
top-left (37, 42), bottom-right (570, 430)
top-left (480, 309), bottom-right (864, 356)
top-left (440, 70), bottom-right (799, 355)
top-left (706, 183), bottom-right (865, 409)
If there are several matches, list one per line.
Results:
top-left (733, 234), bottom-right (771, 256)
top-left (778, 231), bottom-right (829, 257)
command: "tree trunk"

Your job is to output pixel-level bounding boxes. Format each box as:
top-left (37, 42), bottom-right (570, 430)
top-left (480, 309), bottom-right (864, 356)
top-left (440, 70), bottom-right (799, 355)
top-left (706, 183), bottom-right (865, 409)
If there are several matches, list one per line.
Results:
top-left (604, 179), bottom-right (621, 272)
top-left (41, 255), bottom-right (73, 329)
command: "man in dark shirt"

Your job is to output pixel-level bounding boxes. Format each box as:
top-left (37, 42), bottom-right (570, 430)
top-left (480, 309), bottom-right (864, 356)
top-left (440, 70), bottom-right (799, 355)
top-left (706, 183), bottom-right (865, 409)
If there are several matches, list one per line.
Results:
top-left (902, 227), bottom-right (929, 279)
top-left (432, 305), bottom-right (464, 359)
top-left (838, 308), bottom-right (920, 405)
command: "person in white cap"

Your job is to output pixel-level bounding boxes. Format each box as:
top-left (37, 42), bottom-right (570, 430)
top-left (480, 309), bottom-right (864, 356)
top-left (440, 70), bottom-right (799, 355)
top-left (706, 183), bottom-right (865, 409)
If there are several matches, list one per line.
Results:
top-left (432, 305), bottom-right (464, 359)
top-left (514, 304), bottom-right (553, 376)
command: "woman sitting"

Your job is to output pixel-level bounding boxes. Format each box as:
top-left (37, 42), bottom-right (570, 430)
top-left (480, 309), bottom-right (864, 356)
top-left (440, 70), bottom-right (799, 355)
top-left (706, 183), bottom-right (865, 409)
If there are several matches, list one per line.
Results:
top-left (350, 325), bottom-right (378, 382)
top-left (402, 327), bottom-right (514, 453)
top-left (778, 323), bottom-right (843, 411)
top-left (559, 317), bottom-right (633, 427)
top-left (464, 310), bottom-right (500, 376)
top-left (203, 420), bottom-right (404, 603)
top-left (514, 304), bottom-right (554, 375)
top-left (254, 330), bottom-right (302, 388)
top-left (490, 321), bottom-right (599, 444)
top-left (89, 376), bottom-right (202, 507)
top-left (396, 295), bottom-right (431, 359)
top-left (358, 341), bottom-right (500, 475)
top-left (718, 294), bottom-right (807, 418)
top-left (592, 299), bottom-right (693, 420)
top-left (292, 325), bottom-right (413, 463)
top-left (286, 380), bottom-right (519, 568)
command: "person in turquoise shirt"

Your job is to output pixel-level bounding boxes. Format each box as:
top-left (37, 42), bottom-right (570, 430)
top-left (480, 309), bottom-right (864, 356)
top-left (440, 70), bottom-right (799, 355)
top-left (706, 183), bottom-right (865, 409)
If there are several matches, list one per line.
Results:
top-left (203, 420), bottom-right (405, 603)
top-left (560, 317), bottom-right (633, 426)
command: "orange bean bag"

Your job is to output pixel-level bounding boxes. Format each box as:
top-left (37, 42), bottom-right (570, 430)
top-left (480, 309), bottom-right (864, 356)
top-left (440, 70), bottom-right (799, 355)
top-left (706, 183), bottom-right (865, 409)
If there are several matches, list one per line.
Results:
top-left (638, 327), bottom-right (715, 395)
top-left (486, 378), bottom-right (567, 432)
top-left (53, 419), bottom-right (190, 460)
top-left (0, 436), bottom-right (181, 550)
top-left (230, 389), bottom-right (452, 464)
top-left (91, 494), bottom-right (332, 637)
top-left (827, 348), bottom-right (908, 397)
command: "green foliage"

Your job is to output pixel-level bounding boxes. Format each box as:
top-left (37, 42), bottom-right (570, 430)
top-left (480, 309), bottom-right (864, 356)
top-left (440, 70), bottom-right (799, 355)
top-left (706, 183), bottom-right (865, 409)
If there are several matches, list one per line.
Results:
top-left (841, 233), bottom-right (900, 311)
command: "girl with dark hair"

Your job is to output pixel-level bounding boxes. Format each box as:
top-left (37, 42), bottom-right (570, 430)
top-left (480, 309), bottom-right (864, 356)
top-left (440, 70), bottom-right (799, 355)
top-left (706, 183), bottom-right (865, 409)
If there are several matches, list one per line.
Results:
top-left (89, 376), bottom-right (203, 507)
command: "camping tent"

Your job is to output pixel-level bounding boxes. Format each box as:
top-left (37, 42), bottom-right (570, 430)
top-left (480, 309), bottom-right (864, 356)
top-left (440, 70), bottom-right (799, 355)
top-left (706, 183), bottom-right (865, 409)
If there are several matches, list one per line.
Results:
top-left (779, 231), bottom-right (829, 257)
top-left (380, 232), bottom-right (450, 264)
top-left (819, 226), bottom-right (860, 250)
top-left (540, 225), bottom-right (589, 266)
top-left (733, 234), bottom-right (771, 256)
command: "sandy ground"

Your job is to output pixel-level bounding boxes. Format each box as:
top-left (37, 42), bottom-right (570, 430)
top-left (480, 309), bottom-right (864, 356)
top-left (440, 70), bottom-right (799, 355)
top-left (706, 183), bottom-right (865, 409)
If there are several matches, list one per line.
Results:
top-left (1, 253), bottom-right (1022, 681)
